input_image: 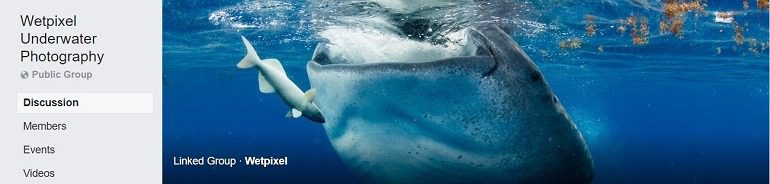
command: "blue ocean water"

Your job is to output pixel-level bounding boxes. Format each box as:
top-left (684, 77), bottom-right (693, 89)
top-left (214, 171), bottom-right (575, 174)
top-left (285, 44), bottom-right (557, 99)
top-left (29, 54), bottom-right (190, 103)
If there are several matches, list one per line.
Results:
top-left (163, 0), bottom-right (769, 183)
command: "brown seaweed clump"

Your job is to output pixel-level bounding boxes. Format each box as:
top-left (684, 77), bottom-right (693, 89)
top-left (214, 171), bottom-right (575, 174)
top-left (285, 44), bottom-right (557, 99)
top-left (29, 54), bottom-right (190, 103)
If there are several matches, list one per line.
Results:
top-left (670, 18), bottom-right (685, 38)
top-left (659, 0), bottom-right (706, 38)
top-left (760, 0), bottom-right (769, 11)
top-left (659, 21), bottom-right (669, 35)
top-left (734, 24), bottom-right (744, 45)
top-left (662, 0), bottom-right (705, 19)
top-left (620, 15), bottom-right (650, 45)
top-left (627, 15), bottom-right (637, 30)
top-left (617, 19), bottom-right (627, 33)
top-left (559, 38), bottom-right (583, 49)
top-left (632, 17), bottom-right (650, 45)
top-left (585, 14), bottom-right (597, 37)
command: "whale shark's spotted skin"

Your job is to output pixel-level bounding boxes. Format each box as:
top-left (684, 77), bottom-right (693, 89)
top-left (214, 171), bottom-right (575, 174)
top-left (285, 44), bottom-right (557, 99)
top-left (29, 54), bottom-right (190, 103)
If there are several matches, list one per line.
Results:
top-left (307, 26), bottom-right (593, 183)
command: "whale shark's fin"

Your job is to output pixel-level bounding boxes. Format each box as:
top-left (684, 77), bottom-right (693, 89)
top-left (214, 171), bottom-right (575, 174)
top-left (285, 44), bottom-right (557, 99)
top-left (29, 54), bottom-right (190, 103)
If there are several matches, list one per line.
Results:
top-left (237, 36), bottom-right (261, 69)
top-left (303, 88), bottom-right (316, 104)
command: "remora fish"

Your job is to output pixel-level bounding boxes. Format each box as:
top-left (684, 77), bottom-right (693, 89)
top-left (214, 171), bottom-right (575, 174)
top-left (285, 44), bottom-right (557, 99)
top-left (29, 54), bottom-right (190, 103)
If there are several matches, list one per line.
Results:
top-left (306, 25), bottom-right (594, 183)
top-left (237, 36), bottom-right (325, 123)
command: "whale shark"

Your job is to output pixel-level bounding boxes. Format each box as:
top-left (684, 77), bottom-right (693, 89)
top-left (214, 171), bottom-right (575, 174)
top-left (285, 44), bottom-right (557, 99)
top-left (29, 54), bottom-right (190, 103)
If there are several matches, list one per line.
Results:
top-left (306, 25), bottom-right (594, 183)
top-left (236, 36), bottom-right (325, 123)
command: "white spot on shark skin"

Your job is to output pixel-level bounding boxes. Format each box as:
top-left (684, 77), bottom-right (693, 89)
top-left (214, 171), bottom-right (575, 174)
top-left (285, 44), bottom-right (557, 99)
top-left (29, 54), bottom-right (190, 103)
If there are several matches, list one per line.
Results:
top-left (307, 25), bottom-right (593, 183)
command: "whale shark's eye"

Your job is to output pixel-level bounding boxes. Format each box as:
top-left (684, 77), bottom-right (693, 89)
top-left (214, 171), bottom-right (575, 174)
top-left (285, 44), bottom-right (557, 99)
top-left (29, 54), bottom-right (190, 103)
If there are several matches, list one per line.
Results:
top-left (530, 72), bottom-right (542, 82)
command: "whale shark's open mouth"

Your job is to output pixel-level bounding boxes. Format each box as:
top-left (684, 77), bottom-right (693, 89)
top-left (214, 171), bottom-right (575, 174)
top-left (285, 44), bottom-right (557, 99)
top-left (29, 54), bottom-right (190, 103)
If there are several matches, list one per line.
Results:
top-left (311, 27), bottom-right (493, 65)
